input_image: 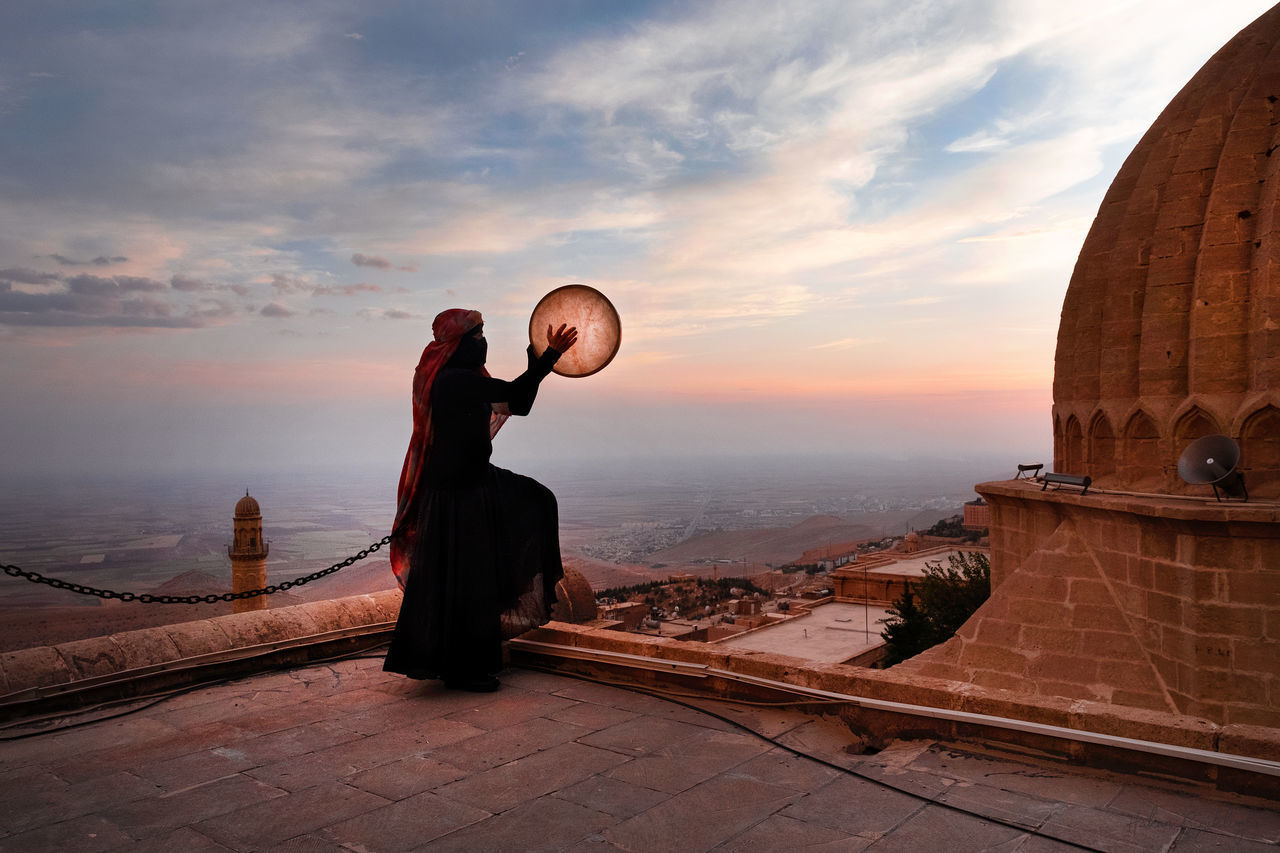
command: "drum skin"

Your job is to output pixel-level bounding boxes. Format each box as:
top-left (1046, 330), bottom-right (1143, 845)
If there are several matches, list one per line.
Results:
top-left (528, 284), bottom-right (621, 378)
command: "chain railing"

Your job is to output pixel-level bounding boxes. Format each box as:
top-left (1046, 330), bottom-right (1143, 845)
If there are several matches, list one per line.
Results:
top-left (1, 532), bottom-right (394, 605)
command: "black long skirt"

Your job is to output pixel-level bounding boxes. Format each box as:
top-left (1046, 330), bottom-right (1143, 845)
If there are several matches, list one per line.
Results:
top-left (383, 465), bottom-right (563, 679)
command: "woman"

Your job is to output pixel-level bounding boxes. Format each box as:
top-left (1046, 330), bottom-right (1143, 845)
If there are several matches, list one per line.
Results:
top-left (384, 308), bottom-right (577, 692)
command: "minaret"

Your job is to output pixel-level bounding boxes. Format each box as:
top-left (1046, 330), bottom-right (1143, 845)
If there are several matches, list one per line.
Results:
top-left (228, 491), bottom-right (270, 613)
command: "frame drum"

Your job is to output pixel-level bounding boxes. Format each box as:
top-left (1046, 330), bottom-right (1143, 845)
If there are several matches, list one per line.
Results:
top-left (528, 284), bottom-right (621, 377)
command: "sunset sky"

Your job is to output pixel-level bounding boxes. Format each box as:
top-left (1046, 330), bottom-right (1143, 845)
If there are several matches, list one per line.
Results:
top-left (1, 1), bottom-right (1273, 478)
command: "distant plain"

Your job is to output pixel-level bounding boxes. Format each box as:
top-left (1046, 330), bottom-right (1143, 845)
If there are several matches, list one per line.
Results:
top-left (0, 451), bottom-right (1028, 649)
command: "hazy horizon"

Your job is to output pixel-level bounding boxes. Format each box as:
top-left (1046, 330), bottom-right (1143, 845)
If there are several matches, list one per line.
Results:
top-left (1, 451), bottom-right (1010, 624)
top-left (5, 444), bottom-right (1050, 488)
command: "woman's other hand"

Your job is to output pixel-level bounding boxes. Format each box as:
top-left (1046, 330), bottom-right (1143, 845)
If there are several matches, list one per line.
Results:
top-left (547, 323), bottom-right (578, 353)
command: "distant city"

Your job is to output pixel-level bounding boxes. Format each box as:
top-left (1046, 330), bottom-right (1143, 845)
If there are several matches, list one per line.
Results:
top-left (0, 450), bottom-right (1035, 646)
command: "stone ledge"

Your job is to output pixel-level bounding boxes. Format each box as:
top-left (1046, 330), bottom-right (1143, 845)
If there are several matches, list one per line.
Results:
top-left (4, 591), bottom-right (1277, 796)
top-left (978, 479), bottom-right (1280, 524)
top-left (511, 622), bottom-right (1280, 798)
top-left (0, 590), bottom-right (402, 720)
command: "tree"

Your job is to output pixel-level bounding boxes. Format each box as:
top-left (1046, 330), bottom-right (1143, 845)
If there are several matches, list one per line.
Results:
top-left (921, 514), bottom-right (986, 543)
top-left (880, 551), bottom-right (990, 666)
top-left (879, 584), bottom-right (932, 666)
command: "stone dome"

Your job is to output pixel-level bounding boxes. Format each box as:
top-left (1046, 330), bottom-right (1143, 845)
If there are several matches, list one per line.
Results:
top-left (234, 492), bottom-right (261, 518)
top-left (1053, 4), bottom-right (1280, 498)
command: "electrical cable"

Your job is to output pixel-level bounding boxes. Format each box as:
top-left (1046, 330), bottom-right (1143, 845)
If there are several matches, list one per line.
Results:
top-left (516, 663), bottom-right (1279, 853)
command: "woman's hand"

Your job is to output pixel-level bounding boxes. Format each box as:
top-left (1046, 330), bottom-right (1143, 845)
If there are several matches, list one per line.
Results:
top-left (547, 323), bottom-right (578, 353)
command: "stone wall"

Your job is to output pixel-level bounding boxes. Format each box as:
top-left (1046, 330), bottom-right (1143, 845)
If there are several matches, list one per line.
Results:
top-left (899, 480), bottom-right (1280, 728)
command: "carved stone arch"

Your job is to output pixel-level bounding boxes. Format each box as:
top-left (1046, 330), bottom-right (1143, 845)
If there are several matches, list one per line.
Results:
top-left (1239, 404), bottom-right (1280, 498)
top-left (1063, 415), bottom-right (1085, 476)
top-left (1087, 410), bottom-right (1117, 480)
top-left (1171, 403), bottom-right (1221, 442)
top-left (1171, 405), bottom-right (1222, 492)
top-left (1052, 412), bottom-right (1064, 471)
top-left (1120, 410), bottom-right (1162, 489)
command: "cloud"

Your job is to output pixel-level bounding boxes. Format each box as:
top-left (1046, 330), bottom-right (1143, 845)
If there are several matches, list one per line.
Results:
top-left (0, 263), bottom-right (243, 328)
top-left (67, 274), bottom-right (167, 295)
top-left (270, 273), bottom-right (312, 294)
top-left (260, 302), bottom-right (295, 318)
top-left (0, 0), bottom-right (1270, 425)
top-left (271, 273), bottom-right (385, 299)
top-left (0, 288), bottom-right (210, 328)
top-left (67, 274), bottom-right (166, 295)
top-left (0, 267), bottom-right (60, 285)
top-left (48, 254), bottom-right (128, 266)
top-left (313, 282), bottom-right (383, 296)
top-left (112, 275), bottom-right (168, 293)
top-left (351, 252), bottom-right (390, 269)
top-left (170, 274), bottom-right (212, 291)
top-left (354, 307), bottom-right (417, 320)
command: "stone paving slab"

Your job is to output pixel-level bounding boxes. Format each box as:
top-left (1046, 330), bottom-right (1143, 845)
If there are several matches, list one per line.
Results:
top-left (601, 773), bottom-right (801, 852)
top-left (0, 654), bottom-right (1276, 852)
top-left (437, 740), bottom-right (630, 813)
top-left (604, 728), bottom-right (772, 795)
top-left (320, 789), bottom-right (492, 851)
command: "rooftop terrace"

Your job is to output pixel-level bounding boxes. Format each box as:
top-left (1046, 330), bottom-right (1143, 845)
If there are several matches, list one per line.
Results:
top-left (2, 651), bottom-right (1278, 851)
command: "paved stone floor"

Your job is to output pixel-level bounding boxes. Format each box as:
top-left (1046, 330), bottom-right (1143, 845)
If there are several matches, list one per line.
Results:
top-left (0, 655), bottom-right (1277, 852)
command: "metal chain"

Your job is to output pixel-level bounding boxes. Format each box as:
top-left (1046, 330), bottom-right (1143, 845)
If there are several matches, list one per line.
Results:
top-left (0, 533), bottom-right (394, 605)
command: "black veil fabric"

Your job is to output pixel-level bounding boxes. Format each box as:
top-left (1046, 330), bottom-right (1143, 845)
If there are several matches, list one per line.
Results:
top-left (383, 466), bottom-right (562, 678)
top-left (384, 341), bottom-right (563, 681)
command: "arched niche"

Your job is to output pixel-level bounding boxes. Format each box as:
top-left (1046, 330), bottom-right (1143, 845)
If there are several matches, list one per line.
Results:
top-left (1087, 412), bottom-right (1117, 480)
top-left (1240, 405), bottom-right (1280, 498)
top-left (1121, 411), bottom-right (1162, 488)
top-left (1172, 406), bottom-right (1222, 491)
top-left (1173, 406), bottom-right (1220, 443)
top-left (1064, 416), bottom-right (1084, 476)
top-left (1053, 414), bottom-right (1063, 471)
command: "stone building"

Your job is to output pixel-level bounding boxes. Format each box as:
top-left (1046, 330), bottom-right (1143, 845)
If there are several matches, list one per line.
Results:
top-left (900, 5), bottom-right (1280, 729)
top-left (963, 498), bottom-right (991, 530)
top-left (228, 491), bottom-right (269, 614)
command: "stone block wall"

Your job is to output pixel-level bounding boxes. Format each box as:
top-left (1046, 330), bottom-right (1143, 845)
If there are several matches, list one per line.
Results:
top-left (834, 571), bottom-right (909, 606)
top-left (899, 480), bottom-right (1280, 727)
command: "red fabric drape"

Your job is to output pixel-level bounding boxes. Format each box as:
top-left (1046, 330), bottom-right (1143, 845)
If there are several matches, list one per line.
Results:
top-left (390, 308), bottom-right (483, 589)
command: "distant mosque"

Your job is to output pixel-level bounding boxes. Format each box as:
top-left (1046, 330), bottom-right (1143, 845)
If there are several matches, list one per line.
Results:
top-left (228, 491), bottom-right (269, 613)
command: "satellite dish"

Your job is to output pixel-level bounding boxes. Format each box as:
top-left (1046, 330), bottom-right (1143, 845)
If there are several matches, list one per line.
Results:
top-left (1178, 434), bottom-right (1248, 501)
top-left (528, 284), bottom-right (621, 378)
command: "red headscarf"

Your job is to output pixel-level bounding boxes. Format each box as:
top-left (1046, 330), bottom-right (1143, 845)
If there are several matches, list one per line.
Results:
top-left (390, 308), bottom-right (484, 589)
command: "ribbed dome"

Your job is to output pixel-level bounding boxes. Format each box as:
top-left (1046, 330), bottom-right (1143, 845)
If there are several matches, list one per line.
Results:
top-left (234, 492), bottom-right (261, 518)
top-left (1053, 4), bottom-right (1280, 497)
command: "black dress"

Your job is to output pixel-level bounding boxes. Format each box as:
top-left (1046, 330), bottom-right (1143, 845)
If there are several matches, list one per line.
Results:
top-left (384, 339), bottom-right (564, 681)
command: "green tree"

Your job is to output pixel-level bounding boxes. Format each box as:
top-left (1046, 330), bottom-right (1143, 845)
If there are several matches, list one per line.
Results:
top-left (879, 584), bottom-right (931, 666)
top-left (921, 514), bottom-right (985, 543)
top-left (880, 551), bottom-right (990, 666)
